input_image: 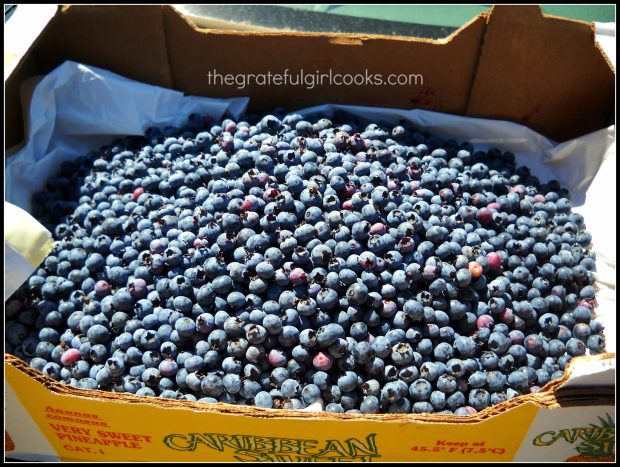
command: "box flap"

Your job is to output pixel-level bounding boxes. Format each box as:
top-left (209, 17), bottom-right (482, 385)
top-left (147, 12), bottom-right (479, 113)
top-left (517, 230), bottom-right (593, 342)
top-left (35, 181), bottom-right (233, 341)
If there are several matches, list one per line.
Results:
top-left (32, 5), bottom-right (174, 91)
top-left (5, 5), bottom-right (616, 150)
top-left (466, 5), bottom-right (615, 142)
top-left (161, 5), bottom-right (486, 116)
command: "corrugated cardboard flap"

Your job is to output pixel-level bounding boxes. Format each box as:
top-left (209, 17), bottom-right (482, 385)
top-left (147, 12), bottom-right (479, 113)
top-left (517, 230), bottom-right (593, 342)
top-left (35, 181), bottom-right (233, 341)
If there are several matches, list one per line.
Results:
top-left (467, 5), bottom-right (615, 142)
top-left (5, 5), bottom-right (615, 149)
top-left (160, 5), bottom-right (487, 116)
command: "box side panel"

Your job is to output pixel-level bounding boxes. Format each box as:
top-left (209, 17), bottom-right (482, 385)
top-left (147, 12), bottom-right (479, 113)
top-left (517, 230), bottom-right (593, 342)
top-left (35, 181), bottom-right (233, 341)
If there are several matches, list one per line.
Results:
top-left (466, 5), bottom-right (615, 142)
top-left (31, 5), bottom-right (173, 91)
top-left (161, 6), bottom-right (486, 116)
top-left (5, 375), bottom-right (61, 461)
top-left (5, 53), bottom-right (39, 150)
top-left (6, 358), bottom-right (542, 462)
top-left (514, 405), bottom-right (615, 461)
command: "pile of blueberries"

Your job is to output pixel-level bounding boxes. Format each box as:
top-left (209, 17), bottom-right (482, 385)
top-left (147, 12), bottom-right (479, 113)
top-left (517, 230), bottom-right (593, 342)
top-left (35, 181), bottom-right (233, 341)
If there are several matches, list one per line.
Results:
top-left (5, 110), bottom-right (605, 415)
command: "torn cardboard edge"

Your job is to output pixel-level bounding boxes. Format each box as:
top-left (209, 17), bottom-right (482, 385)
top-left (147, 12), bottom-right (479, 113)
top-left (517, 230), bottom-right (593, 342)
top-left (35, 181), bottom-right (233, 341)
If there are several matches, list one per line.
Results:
top-left (150, 4), bottom-right (618, 142)
top-left (5, 4), bottom-right (614, 150)
top-left (5, 352), bottom-right (615, 424)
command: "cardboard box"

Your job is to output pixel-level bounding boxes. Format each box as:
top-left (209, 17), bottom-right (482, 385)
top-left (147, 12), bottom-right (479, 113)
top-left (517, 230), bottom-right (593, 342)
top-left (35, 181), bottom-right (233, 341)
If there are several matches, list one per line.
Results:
top-left (4, 4), bottom-right (616, 462)
top-left (5, 4), bottom-right (614, 150)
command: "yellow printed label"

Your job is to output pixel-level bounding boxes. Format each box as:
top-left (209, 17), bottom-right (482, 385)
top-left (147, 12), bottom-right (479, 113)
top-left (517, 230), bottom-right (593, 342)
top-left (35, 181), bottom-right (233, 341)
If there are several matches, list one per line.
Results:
top-left (6, 360), bottom-right (541, 462)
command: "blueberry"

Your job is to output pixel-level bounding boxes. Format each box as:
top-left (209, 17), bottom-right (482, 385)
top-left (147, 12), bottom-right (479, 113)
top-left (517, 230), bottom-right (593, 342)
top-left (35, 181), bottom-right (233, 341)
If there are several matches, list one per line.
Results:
top-left (409, 379), bottom-right (432, 401)
top-left (10, 112), bottom-right (600, 414)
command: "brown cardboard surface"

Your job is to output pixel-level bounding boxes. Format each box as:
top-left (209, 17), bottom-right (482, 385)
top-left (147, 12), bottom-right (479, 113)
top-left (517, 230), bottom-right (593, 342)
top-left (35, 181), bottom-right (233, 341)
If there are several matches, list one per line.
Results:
top-left (5, 52), bottom-right (38, 150)
top-left (3, 5), bottom-right (172, 150)
top-left (161, 5), bottom-right (486, 116)
top-left (466, 5), bottom-right (615, 142)
top-left (4, 5), bottom-right (614, 151)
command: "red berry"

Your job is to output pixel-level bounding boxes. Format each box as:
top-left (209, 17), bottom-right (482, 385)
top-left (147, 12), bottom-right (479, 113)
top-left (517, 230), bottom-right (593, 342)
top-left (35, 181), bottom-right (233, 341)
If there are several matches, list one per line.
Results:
top-left (60, 348), bottom-right (82, 367)
top-left (341, 182), bottom-right (357, 199)
top-left (499, 308), bottom-right (514, 324)
top-left (268, 349), bottom-right (287, 367)
top-left (477, 208), bottom-right (493, 224)
top-left (468, 262), bottom-right (483, 279)
top-left (486, 252), bottom-right (502, 269)
top-left (399, 236), bottom-right (415, 253)
top-left (369, 223), bottom-right (386, 235)
top-left (476, 315), bottom-right (494, 328)
top-left (133, 187), bottom-right (144, 201)
top-left (289, 268), bottom-right (307, 284)
top-left (263, 188), bottom-right (279, 200)
top-left (312, 351), bottom-right (333, 371)
top-left (342, 200), bottom-right (353, 210)
top-left (94, 280), bottom-right (110, 297)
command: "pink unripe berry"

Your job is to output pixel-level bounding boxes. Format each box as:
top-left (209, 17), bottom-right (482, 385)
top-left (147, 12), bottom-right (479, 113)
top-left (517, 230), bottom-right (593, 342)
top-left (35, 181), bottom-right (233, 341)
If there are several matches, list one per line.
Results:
top-left (133, 187), bottom-right (144, 202)
top-left (369, 223), bottom-right (386, 235)
top-left (342, 200), bottom-right (353, 210)
top-left (289, 268), bottom-right (307, 284)
top-left (359, 252), bottom-right (376, 269)
top-left (477, 208), bottom-right (493, 224)
top-left (263, 187), bottom-right (279, 200)
top-left (312, 351), bottom-right (333, 371)
top-left (534, 194), bottom-right (546, 203)
top-left (60, 348), bottom-right (82, 367)
top-left (129, 278), bottom-right (147, 298)
top-left (487, 202), bottom-right (501, 211)
top-left (499, 308), bottom-right (514, 324)
top-left (268, 349), bottom-right (287, 367)
top-left (476, 315), bottom-right (494, 329)
top-left (94, 280), bottom-right (110, 297)
top-left (486, 252), bottom-right (502, 269)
